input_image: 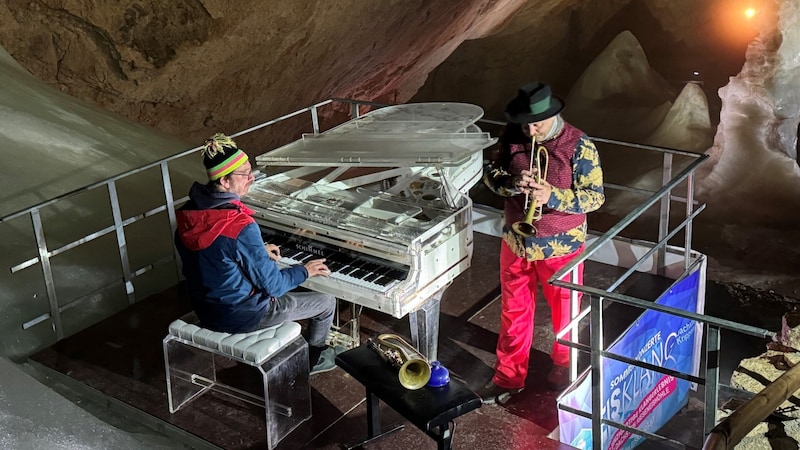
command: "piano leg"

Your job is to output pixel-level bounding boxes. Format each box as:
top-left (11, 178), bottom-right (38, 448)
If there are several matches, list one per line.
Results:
top-left (408, 287), bottom-right (446, 362)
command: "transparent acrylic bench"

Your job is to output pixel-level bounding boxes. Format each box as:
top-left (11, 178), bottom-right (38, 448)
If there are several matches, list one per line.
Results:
top-left (163, 312), bottom-right (311, 449)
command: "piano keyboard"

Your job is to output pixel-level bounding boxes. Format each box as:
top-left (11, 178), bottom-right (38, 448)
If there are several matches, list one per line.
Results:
top-left (261, 227), bottom-right (410, 294)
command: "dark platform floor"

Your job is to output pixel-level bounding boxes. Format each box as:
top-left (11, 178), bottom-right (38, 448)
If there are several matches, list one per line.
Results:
top-left (28, 232), bottom-right (778, 450)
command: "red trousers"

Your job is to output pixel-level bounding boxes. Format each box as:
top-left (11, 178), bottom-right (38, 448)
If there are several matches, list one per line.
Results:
top-left (493, 241), bottom-right (584, 389)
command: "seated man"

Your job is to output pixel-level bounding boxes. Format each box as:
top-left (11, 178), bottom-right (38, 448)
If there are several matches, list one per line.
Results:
top-left (174, 132), bottom-right (337, 375)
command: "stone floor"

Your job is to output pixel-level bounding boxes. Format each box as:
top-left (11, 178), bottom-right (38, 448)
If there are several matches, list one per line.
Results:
top-left (27, 232), bottom-right (780, 450)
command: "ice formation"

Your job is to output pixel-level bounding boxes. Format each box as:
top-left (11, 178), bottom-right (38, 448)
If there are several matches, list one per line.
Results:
top-left (699, 0), bottom-right (800, 223)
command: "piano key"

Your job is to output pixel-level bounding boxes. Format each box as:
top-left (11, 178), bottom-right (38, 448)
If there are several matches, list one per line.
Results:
top-left (362, 272), bottom-right (381, 283)
top-left (297, 253), bottom-right (316, 263)
top-left (353, 268), bottom-right (372, 280)
top-left (260, 227), bottom-right (410, 295)
top-left (361, 262), bottom-right (380, 272)
top-left (340, 264), bottom-right (361, 276)
top-left (281, 248), bottom-right (299, 258)
top-left (328, 272), bottom-right (395, 292)
top-left (385, 269), bottom-right (406, 280)
top-left (374, 275), bottom-right (395, 287)
top-left (326, 261), bottom-right (347, 271)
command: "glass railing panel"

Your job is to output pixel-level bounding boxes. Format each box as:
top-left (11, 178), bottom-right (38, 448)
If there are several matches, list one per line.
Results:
top-left (0, 215), bottom-right (53, 359)
top-left (38, 188), bottom-right (114, 251)
top-left (116, 165), bottom-right (176, 220)
top-left (125, 212), bottom-right (175, 275)
top-left (50, 233), bottom-right (121, 307)
top-left (59, 283), bottom-right (129, 339)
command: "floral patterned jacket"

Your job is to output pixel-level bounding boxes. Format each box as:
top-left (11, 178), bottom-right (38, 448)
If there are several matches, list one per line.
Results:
top-left (482, 121), bottom-right (605, 261)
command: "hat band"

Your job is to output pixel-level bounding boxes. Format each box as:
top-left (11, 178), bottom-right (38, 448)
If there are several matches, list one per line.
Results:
top-left (207, 150), bottom-right (248, 180)
top-left (529, 97), bottom-right (551, 115)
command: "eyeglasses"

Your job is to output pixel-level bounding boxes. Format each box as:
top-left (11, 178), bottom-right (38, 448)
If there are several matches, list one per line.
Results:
top-left (230, 170), bottom-right (254, 178)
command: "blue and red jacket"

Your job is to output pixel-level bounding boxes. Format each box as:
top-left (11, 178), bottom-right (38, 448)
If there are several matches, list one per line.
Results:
top-left (174, 182), bottom-right (307, 333)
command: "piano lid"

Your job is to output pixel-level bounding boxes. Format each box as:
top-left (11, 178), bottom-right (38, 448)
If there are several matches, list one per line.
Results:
top-left (256, 102), bottom-right (497, 167)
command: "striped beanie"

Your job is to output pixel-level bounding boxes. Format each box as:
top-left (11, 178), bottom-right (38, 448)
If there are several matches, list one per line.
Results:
top-left (202, 133), bottom-right (249, 181)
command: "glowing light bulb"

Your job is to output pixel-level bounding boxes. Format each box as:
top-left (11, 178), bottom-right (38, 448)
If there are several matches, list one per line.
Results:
top-left (744, 8), bottom-right (756, 19)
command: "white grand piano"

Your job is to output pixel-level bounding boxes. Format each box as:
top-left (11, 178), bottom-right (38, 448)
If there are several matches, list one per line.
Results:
top-left (242, 103), bottom-right (496, 360)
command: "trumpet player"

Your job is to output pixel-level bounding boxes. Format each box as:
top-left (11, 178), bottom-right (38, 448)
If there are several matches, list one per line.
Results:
top-left (478, 82), bottom-right (605, 404)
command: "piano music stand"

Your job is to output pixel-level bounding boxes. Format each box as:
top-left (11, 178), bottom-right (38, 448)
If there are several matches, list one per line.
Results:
top-left (336, 344), bottom-right (481, 450)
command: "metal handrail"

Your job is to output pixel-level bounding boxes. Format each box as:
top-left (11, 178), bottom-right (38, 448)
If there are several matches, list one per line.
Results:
top-left (543, 134), bottom-right (786, 449)
top-left (0, 98), bottom-right (382, 225)
top-left (550, 152), bottom-right (709, 283)
top-left (2, 97), bottom-right (384, 342)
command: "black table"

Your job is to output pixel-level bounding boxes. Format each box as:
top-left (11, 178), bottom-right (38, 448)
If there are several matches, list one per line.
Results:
top-left (335, 345), bottom-right (482, 450)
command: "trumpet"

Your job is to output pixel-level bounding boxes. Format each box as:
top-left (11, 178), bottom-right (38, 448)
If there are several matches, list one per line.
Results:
top-left (512, 136), bottom-right (549, 238)
top-left (367, 333), bottom-right (431, 390)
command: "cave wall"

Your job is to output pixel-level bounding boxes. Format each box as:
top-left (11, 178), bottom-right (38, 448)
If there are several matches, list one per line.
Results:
top-left (412, 0), bottom-right (751, 125)
top-left (412, 0), bottom-right (632, 117)
top-left (1, 0), bottom-right (739, 149)
top-left (0, 0), bottom-right (540, 151)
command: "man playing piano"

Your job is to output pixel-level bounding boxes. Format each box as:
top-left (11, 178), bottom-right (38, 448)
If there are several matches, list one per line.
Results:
top-left (174, 132), bottom-right (338, 375)
top-left (478, 82), bottom-right (605, 403)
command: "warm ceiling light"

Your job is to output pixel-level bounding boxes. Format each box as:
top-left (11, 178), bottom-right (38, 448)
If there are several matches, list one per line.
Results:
top-left (744, 8), bottom-right (756, 19)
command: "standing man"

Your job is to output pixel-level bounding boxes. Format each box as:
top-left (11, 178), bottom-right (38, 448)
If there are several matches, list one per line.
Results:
top-left (175, 132), bottom-right (338, 375)
top-left (478, 82), bottom-right (605, 403)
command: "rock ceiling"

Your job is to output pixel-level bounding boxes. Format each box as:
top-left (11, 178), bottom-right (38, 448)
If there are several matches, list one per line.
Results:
top-left (0, 0), bottom-right (726, 149)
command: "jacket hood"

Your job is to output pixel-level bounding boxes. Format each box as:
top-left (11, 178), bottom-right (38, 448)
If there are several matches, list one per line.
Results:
top-left (188, 182), bottom-right (239, 210)
top-left (176, 182), bottom-right (255, 250)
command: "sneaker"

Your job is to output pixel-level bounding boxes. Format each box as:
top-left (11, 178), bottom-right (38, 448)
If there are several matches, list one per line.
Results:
top-left (475, 380), bottom-right (523, 405)
top-left (547, 364), bottom-right (570, 391)
top-left (310, 347), bottom-right (337, 375)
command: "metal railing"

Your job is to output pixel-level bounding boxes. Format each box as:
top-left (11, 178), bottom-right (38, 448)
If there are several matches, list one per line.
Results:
top-left (2, 98), bottom-right (381, 345)
top-left (547, 137), bottom-right (780, 449)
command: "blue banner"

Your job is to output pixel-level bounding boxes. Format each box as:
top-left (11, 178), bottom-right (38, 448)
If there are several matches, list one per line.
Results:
top-left (558, 270), bottom-right (702, 450)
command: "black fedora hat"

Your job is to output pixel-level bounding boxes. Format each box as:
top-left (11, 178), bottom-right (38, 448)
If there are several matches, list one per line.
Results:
top-left (504, 82), bottom-right (564, 124)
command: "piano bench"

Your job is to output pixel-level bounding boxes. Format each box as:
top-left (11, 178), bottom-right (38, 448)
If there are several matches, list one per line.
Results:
top-left (163, 312), bottom-right (311, 450)
top-left (336, 345), bottom-right (482, 450)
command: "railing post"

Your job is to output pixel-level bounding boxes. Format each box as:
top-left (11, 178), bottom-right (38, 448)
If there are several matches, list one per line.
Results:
top-left (684, 173), bottom-right (696, 270)
top-left (108, 181), bottom-right (135, 305)
top-left (311, 105), bottom-right (320, 134)
top-left (704, 324), bottom-right (721, 437)
top-left (591, 294), bottom-right (604, 450)
top-left (569, 266), bottom-right (581, 381)
top-left (30, 209), bottom-right (63, 339)
top-left (160, 161), bottom-right (182, 280)
top-left (657, 152), bottom-right (673, 276)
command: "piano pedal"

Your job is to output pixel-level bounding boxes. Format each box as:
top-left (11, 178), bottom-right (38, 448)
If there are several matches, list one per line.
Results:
top-left (326, 329), bottom-right (359, 351)
top-left (328, 302), bottom-right (361, 351)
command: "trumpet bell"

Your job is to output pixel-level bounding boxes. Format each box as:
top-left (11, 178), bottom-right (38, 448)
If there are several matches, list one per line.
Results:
top-left (512, 220), bottom-right (537, 238)
top-left (399, 359), bottom-right (432, 390)
top-left (367, 333), bottom-right (432, 390)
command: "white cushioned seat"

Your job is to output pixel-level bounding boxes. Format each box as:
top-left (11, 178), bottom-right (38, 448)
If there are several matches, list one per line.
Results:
top-left (167, 312), bottom-right (302, 365)
top-left (164, 311), bottom-right (310, 449)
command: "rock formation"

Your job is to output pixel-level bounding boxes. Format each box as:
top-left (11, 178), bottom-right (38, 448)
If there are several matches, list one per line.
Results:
top-left (723, 310), bottom-right (800, 448)
top-left (0, 0), bottom-right (529, 149)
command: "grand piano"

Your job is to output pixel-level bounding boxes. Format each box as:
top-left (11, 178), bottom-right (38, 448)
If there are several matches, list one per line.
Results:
top-left (242, 103), bottom-right (497, 360)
